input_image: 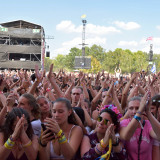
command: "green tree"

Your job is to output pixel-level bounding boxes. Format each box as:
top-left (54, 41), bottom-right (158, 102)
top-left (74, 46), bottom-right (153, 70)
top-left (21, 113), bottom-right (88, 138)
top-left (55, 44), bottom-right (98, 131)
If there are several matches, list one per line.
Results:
top-left (88, 44), bottom-right (106, 64)
top-left (65, 47), bottom-right (81, 70)
top-left (53, 54), bottom-right (66, 70)
top-left (44, 57), bottom-right (54, 71)
top-left (82, 55), bottom-right (101, 73)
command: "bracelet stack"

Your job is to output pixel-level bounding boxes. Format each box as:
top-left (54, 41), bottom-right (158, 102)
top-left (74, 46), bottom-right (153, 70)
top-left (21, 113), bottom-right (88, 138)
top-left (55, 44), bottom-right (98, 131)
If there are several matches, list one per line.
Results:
top-left (4, 137), bottom-right (15, 149)
top-left (95, 144), bottom-right (102, 155)
top-left (57, 129), bottom-right (67, 144)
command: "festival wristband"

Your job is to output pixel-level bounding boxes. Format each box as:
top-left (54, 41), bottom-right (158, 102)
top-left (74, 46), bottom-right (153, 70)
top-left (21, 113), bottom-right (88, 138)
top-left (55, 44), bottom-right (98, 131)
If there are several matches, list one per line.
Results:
top-left (46, 88), bottom-right (51, 92)
top-left (136, 111), bottom-right (142, 115)
top-left (100, 139), bottom-right (107, 148)
top-left (134, 115), bottom-right (141, 121)
top-left (58, 135), bottom-right (67, 144)
top-left (23, 140), bottom-right (32, 148)
top-left (134, 115), bottom-right (144, 129)
top-left (38, 138), bottom-right (47, 147)
top-left (112, 137), bottom-right (120, 146)
top-left (4, 137), bottom-right (15, 149)
top-left (56, 129), bottom-right (63, 137)
top-left (95, 144), bottom-right (102, 155)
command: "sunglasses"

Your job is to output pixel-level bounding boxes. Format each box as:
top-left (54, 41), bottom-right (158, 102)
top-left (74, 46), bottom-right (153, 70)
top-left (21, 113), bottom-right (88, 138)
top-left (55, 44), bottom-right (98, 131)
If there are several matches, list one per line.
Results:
top-left (97, 116), bottom-right (109, 125)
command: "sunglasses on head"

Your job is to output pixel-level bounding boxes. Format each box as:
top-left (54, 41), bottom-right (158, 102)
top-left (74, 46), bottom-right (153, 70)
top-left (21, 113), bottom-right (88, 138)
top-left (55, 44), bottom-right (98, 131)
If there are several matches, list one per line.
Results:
top-left (97, 116), bottom-right (109, 125)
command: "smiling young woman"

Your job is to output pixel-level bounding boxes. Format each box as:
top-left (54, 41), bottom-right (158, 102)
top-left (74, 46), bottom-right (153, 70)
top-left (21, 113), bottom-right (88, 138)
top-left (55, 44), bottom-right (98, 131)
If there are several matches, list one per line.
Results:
top-left (80, 107), bottom-right (126, 160)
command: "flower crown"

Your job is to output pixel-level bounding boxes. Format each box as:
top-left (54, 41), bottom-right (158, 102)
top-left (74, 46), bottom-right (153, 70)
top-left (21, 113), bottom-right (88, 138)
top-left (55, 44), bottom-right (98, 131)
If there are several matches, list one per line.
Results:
top-left (100, 104), bottom-right (122, 119)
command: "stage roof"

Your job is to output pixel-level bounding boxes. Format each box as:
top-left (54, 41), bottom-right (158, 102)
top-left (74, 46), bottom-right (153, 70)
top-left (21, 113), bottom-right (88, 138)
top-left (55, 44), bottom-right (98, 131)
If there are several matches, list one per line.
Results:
top-left (0, 20), bottom-right (42, 29)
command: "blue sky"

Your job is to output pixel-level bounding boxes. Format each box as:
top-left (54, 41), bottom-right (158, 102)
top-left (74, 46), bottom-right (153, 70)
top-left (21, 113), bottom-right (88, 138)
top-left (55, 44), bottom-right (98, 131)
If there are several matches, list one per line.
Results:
top-left (0, 0), bottom-right (160, 58)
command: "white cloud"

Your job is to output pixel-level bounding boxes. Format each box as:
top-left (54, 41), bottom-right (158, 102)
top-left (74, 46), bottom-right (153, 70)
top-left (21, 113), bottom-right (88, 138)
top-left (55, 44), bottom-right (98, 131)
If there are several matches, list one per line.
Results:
top-left (113, 21), bottom-right (141, 30)
top-left (156, 25), bottom-right (160, 30)
top-left (118, 41), bottom-right (138, 47)
top-left (86, 24), bottom-right (121, 35)
top-left (56, 20), bottom-right (121, 35)
top-left (56, 21), bottom-right (81, 33)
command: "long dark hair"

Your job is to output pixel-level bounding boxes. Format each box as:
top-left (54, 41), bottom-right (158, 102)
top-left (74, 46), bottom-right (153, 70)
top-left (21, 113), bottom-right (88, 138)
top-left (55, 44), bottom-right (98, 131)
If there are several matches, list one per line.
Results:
top-left (52, 98), bottom-right (77, 125)
top-left (0, 108), bottom-right (33, 142)
top-left (100, 108), bottom-right (120, 133)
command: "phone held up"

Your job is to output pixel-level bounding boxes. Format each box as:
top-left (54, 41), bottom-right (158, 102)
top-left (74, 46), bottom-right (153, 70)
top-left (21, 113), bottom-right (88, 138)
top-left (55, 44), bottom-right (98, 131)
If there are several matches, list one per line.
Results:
top-left (41, 123), bottom-right (55, 139)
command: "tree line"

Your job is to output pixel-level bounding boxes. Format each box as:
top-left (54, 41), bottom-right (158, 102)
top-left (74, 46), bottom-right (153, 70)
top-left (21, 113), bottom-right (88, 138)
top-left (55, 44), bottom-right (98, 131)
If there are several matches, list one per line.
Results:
top-left (44, 44), bottom-right (160, 74)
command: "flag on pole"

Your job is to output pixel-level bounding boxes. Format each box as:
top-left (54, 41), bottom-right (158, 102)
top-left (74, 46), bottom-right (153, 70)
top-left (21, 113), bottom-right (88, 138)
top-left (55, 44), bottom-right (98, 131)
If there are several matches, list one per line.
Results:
top-left (151, 63), bottom-right (156, 73)
top-left (146, 37), bottom-right (153, 41)
top-left (81, 14), bottom-right (86, 19)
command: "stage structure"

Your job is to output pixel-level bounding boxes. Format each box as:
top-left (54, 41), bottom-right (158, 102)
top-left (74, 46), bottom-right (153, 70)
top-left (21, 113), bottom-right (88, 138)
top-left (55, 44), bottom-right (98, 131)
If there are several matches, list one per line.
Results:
top-left (74, 15), bottom-right (91, 69)
top-left (0, 20), bottom-right (45, 70)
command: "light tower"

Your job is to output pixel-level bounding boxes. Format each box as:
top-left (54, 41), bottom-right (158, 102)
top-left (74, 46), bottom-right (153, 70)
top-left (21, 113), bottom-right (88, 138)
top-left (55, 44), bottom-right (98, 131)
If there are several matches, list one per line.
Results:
top-left (81, 15), bottom-right (87, 68)
top-left (74, 15), bottom-right (91, 69)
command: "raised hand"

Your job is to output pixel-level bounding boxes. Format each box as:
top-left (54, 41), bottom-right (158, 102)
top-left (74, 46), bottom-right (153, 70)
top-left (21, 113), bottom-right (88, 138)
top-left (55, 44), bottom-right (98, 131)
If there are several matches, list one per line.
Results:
top-left (40, 129), bottom-right (55, 146)
top-left (103, 124), bottom-right (114, 145)
top-left (35, 65), bottom-right (43, 83)
top-left (47, 64), bottom-right (54, 80)
top-left (44, 117), bottom-right (60, 134)
top-left (6, 93), bottom-right (19, 107)
top-left (12, 117), bottom-right (23, 141)
top-left (138, 91), bottom-right (150, 113)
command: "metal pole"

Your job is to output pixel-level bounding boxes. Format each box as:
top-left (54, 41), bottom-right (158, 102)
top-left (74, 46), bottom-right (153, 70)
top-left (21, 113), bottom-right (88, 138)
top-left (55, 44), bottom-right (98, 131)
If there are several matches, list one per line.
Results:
top-left (81, 19), bottom-right (87, 68)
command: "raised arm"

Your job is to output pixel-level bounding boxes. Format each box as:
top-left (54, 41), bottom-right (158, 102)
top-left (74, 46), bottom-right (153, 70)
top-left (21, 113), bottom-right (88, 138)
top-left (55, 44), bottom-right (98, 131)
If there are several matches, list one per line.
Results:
top-left (121, 73), bottom-right (137, 110)
top-left (28, 65), bottom-right (43, 95)
top-left (47, 64), bottom-right (64, 98)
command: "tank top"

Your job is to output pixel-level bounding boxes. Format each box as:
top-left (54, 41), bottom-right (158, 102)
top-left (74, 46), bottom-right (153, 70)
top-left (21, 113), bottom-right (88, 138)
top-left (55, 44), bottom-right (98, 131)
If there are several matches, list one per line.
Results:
top-left (50, 125), bottom-right (76, 159)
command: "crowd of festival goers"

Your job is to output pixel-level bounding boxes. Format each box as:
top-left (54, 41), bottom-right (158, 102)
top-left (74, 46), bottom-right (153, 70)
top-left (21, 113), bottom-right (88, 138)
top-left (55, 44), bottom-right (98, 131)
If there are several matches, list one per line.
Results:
top-left (0, 64), bottom-right (160, 160)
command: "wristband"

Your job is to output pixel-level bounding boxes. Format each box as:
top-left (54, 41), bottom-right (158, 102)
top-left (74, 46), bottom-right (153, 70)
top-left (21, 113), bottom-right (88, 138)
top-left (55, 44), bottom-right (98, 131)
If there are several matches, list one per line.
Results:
top-left (58, 135), bottom-right (67, 144)
top-left (100, 139), bottom-right (107, 148)
top-left (10, 135), bottom-right (16, 142)
top-left (4, 137), bottom-right (15, 149)
top-left (112, 137), bottom-right (120, 146)
top-left (95, 144), bottom-right (102, 155)
top-left (134, 115), bottom-right (141, 121)
top-left (134, 115), bottom-right (144, 129)
top-left (46, 88), bottom-right (51, 92)
top-left (136, 111), bottom-right (142, 115)
top-left (56, 129), bottom-right (63, 137)
top-left (38, 138), bottom-right (47, 147)
top-left (23, 140), bottom-right (32, 148)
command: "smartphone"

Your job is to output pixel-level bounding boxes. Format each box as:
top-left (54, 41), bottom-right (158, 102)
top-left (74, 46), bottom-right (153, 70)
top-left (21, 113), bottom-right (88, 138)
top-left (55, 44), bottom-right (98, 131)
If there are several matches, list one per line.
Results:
top-left (41, 123), bottom-right (55, 139)
top-left (41, 123), bottom-right (47, 131)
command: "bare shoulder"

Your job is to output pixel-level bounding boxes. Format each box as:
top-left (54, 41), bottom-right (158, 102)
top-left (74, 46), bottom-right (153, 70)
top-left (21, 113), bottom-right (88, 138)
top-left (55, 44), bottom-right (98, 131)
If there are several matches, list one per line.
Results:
top-left (71, 125), bottom-right (83, 134)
